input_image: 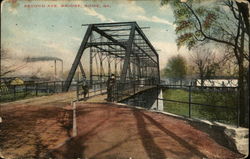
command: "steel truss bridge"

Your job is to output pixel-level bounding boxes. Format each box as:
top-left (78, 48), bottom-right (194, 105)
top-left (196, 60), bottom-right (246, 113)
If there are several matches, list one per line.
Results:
top-left (63, 22), bottom-right (160, 100)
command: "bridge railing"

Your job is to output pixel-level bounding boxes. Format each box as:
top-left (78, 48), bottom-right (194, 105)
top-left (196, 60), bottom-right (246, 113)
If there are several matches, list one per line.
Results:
top-left (76, 80), bottom-right (107, 101)
top-left (113, 79), bottom-right (158, 102)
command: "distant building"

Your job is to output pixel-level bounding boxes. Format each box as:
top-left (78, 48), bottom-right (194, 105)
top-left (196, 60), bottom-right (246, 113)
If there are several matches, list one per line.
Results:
top-left (161, 76), bottom-right (238, 87)
top-left (195, 77), bottom-right (238, 87)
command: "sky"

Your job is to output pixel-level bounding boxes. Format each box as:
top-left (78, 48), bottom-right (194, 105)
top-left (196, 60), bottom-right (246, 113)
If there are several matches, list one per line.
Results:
top-left (1, 0), bottom-right (190, 76)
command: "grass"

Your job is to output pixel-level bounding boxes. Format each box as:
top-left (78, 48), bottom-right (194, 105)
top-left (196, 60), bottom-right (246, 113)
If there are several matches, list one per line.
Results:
top-left (162, 88), bottom-right (238, 125)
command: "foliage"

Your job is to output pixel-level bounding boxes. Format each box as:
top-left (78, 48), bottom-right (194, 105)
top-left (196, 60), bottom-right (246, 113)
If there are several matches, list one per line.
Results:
top-left (161, 0), bottom-right (249, 126)
top-left (163, 88), bottom-right (238, 125)
top-left (0, 48), bottom-right (27, 77)
top-left (189, 47), bottom-right (224, 85)
top-left (163, 55), bottom-right (187, 80)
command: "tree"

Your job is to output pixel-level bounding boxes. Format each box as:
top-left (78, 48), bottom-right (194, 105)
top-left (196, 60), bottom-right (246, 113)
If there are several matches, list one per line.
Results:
top-left (190, 47), bottom-right (226, 86)
top-left (161, 0), bottom-right (249, 127)
top-left (0, 48), bottom-right (27, 77)
top-left (164, 55), bottom-right (187, 83)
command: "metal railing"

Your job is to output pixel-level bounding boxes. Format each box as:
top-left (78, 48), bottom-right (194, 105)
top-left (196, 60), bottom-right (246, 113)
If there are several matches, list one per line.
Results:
top-left (76, 80), bottom-right (107, 101)
top-left (113, 79), bottom-right (158, 102)
top-left (0, 81), bottom-right (76, 103)
top-left (160, 85), bottom-right (239, 127)
top-left (115, 83), bottom-right (240, 127)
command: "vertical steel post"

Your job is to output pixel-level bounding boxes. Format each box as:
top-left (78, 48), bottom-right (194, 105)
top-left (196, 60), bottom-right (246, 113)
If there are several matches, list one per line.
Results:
top-left (115, 59), bottom-right (117, 77)
top-left (90, 33), bottom-right (93, 87)
top-left (108, 56), bottom-right (111, 76)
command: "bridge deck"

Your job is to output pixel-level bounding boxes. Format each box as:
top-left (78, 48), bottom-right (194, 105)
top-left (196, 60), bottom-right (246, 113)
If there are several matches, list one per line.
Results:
top-left (0, 92), bottom-right (243, 159)
top-left (78, 85), bottom-right (156, 103)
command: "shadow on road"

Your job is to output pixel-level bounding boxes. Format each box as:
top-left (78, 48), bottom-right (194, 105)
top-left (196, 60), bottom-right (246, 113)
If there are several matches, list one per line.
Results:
top-left (50, 107), bottom-right (111, 159)
top-left (141, 112), bottom-right (207, 158)
top-left (133, 109), bottom-right (167, 159)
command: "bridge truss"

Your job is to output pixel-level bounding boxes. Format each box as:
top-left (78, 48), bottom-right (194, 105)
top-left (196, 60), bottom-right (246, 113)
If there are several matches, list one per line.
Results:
top-left (63, 22), bottom-right (160, 91)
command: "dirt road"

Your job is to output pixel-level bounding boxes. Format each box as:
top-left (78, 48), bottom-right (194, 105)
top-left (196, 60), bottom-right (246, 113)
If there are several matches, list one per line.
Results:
top-left (51, 102), bottom-right (243, 159)
top-left (0, 92), bottom-right (244, 159)
top-left (0, 92), bottom-right (76, 158)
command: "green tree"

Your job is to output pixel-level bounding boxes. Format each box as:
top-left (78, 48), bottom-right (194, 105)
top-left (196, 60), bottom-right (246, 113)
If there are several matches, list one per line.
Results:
top-left (161, 0), bottom-right (249, 127)
top-left (164, 55), bottom-right (187, 82)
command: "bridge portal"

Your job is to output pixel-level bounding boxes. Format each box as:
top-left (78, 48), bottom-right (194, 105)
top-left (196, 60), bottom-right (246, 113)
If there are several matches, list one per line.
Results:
top-left (63, 22), bottom-right (160, 92)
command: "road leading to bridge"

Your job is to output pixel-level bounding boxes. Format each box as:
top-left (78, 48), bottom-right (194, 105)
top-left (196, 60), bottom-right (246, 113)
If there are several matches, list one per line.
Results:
top-left (51, 102), bottom-right (243, 159)
top-left (0, 91), bottom-right (244, 159)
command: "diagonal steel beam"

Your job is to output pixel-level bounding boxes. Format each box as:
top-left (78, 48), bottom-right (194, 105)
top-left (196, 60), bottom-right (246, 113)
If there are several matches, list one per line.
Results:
top-left (133, 42), bottom-right (157, 64)
top-left (92, 27), bottom-right (127, 49)
top-left (93, 46), bottom-right (124, 58)
top-left (134, 23), bottom-right (158, 58)
top-left (63, 24), bottom-right (93, 91)
top-left (79, 61), bottom-right (86, 78)
top-left (120, 23), bottom-right (136, 83)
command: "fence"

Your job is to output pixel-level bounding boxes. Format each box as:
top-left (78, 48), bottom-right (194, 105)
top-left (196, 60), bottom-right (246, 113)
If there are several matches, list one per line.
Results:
top-left (159, 85), bottom-right (240, 127)
top-left (0, 81), bottom-right (77, 103)
top-left (1, 80), bottom-right (240, 126)
top-left (114, 83), bottom-right (240, 127)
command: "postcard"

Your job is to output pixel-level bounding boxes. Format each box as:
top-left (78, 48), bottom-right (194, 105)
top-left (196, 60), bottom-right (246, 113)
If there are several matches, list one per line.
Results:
top-left (0, 0), bottom-right (249, 158)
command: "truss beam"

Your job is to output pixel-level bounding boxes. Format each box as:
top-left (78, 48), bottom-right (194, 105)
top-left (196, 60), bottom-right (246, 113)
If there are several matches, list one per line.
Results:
top-left (63, 22), bottom-right (160, 91)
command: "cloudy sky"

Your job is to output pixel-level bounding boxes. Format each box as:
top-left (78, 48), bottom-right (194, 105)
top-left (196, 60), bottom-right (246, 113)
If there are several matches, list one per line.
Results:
top-left (1, 0), bottom-right (190, 73)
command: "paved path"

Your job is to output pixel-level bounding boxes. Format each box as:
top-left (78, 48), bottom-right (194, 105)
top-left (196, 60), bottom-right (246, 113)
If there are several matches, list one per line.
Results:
top-left (51, 102), bottom-right (243, 159)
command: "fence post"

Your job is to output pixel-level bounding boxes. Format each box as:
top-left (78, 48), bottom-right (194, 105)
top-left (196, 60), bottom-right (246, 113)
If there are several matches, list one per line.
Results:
top-left (35, 83), bottom-right (38, 96)
top-left (54, 81), bottom-right (56, 93)
top-left (76, 82), bottom-right (79, 101)
top-left (116, 83), bottom-right (119, 101)
top-left (25, 84), bottom-right (28, 96)
top-left (237, 87), bottom-right (240, 128)
top-left (88, 84), bottom-right (90, 98)
top-left (13, 85), bottom-right (16, 100)
top-left (133, 82), bottom-right (136, 95)
top-left (133, 82), bottom-right (136, 104)
top-left (61, 81), bottom-right (64, 92)
top-left (100, 81), bottom-right (102, 94)
top-left (188, 85), bottom-right (192, 118)
top-left (46, 82), bottom-right (49, 94)
top-left (156, 84), bottom-right (159, 110)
